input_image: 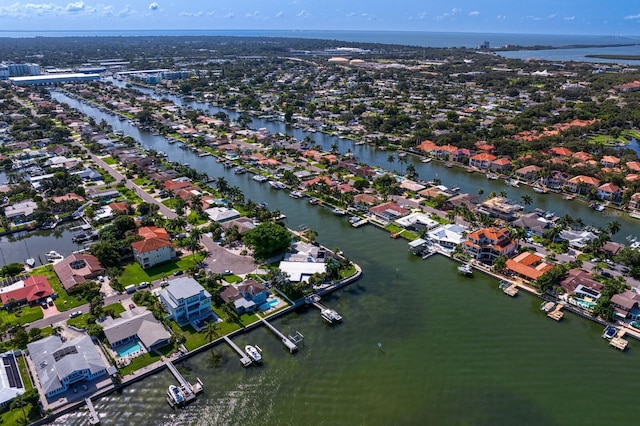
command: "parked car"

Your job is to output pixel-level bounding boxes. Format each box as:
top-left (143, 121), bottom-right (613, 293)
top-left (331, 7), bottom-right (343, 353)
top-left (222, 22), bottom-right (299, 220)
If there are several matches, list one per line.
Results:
top-left (129, 303), bottom-right (135, 309)
top-left (69, 310), bottom-right (82, 318)
top-left (173, 270), bottom-right (184, 276)
top-left (137, 282), bottom-right (150, 290)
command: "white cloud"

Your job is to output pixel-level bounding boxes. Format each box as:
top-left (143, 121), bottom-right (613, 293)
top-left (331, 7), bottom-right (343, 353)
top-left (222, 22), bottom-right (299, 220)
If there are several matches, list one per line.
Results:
top-left (245, 11), bottom-right (260, 18)
top-left (346, 12), bottom-right (356, 17)
top-left (564, 16), bottom-right (575, 21)
top-left (547, 14), bottom-right (557, 19)
top-left (436, 7), bottom-right (462, 21)
top-left (275, 11), bottom-right (283, 18)
top-left (149, 2), bottom-right (159, 11)
top-left (179, 11), bottom-right (204, 17)
top-left (223, 12), bottom-right (234, 19)
top-left (468, 11), bottom-right (479, 17)
top-left (496, 15), bottom-right (506, 21)
top-left (297, 10), bottom-right (309, 17)
top-left (624, 13), bottom-right (640, 20)
top-left (65, 2), bottom-right (84, 13)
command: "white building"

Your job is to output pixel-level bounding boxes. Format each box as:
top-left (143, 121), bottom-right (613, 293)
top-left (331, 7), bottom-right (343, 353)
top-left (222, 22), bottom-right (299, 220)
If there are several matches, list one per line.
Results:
top-left (27, 336), bottom-right (108, 399)
top-left (131, 238), bottom-right (176, 269)
top-left (0, 351), bottom-right (25, 409)
top-left (159, 277), bottom-right (213, 326)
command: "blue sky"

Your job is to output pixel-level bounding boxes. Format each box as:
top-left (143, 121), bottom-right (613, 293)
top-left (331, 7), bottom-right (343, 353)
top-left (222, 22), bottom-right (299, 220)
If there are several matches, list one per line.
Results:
top-left (0, 1), bottom-right (639, 35)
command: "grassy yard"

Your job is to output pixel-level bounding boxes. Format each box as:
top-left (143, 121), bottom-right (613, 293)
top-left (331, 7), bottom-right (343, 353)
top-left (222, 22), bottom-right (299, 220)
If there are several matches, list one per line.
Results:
top-left (119, 254), bottom-right (204, 286)
top-left (0, 402), bottom-right (39, 425)
top-left (102, 156), bottom-right (117, 165)
top-left (119, 343), bottom-right (175, 376)
top-left (162, 199), bottom-right (179, 209)
top-left (104, 302), bottom-right (126, 317)
top-left (0, 305), bottom-right (43, 326)
top-left (117, 186), bottom-right (143, 204)
top-left (17, 355), bottom-right (33, 391)
top-left (67, 313), bottom-right (91, 329)
top-left (187, 210), bottom-right (209, 226)
top-left (223, 274), bottom-right (243, 284)
top-left (31, 264), bottom-right (88, 312)
top-left (385, 223), bottom-right (402, 234)
top-left (339, 265), bottom-right (357, 279)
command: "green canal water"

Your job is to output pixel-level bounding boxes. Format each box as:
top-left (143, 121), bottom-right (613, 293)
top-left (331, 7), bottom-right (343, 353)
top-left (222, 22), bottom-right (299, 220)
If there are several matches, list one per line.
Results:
top-left (54, 225), bottom-right (636, 426)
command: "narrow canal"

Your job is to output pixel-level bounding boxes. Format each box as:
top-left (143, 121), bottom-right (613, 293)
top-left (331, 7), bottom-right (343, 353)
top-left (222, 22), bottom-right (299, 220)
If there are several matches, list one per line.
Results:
top-left (42, 89), bottom-right (640, 425)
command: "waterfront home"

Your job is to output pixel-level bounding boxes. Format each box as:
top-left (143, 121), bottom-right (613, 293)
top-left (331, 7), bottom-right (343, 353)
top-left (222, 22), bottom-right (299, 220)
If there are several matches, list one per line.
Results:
top-left (463, 227), bottom-right (517, 264)
top-left (369, 202), bottom-right (409, 222)
top-left (102, 308), bottom-right (171, 352)
top-left (159, 277), bottom-right (213, 326)
top-left (278, 261), bottom-right (327, 282)
top-left (565, 175), bottom-right (601, 194)
top-left (205, 206), bottom-right (241, 223)
top-left (0, 351), bottom-right (25, 409)
top-left (87, 188), bottom-right (120, 202)
top-left (628, 192), bottom-right (640, 211)
top-left (3, 199), bottom-right (37, 224)
top-left (286, 241), bottom-right (327, 263)
top-left (468, 153), bottom-right (497, 169)
top-left (353, 193), bottom-right (379, 207)
top-left (446, 193), bottom-right (481, 211)
top-left (54, 253), bottom-right (105, 292)
top-left (596, 183), bottom-right (622, 201)
top-left (490, 158), bottom-right (513, 173)
top-left (26, 335), bottom-right (108, 399)
top-left (426, 224), bottom-right (467, 250)
top-left (505, 252), bottom-right (553, 282)
top-left (477, 196), bottom-right (523, 221)
top-left (395, 212), bottom-right (440, 233)
top-left (221, 217), bottom-right (256, 234)
top-left (399, 180), bottom-right (426, 193)
top-left (220, 279), bottom-right (269, 313)
top-left (611, 290), bottom-right (640, 320)
top-left (0, 275), bottom-right (53, 307)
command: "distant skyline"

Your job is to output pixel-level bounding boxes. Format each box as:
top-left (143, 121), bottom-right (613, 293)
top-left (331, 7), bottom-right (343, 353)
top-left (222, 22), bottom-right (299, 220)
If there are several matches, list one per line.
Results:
top-left (1, 1), bottom-right (640, 36)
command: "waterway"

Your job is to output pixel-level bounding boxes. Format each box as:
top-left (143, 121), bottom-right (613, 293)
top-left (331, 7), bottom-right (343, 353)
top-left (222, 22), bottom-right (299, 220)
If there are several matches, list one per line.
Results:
top-left (52, 86), bottom-right (639, 243)
top-left (43, 89), bottom-right (640, 425)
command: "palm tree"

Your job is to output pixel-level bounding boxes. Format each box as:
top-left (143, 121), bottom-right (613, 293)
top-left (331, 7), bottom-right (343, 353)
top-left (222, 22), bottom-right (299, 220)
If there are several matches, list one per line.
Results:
top-left (520, 194), bottom-right (533, 211)
top-left (607, 220), bottom-right (621, 236)
top-left (215, 176), bottom-right (230, 194)
top-left (204, 321), bottom-right (220, 341)
top-left (386, 154), bottom-right (395, 169)
top-left (446, 209), bottom-right (456, 223)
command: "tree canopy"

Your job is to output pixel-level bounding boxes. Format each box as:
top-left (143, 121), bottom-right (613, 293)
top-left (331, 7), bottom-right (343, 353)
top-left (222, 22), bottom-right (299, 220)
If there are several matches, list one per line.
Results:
top-left (243, 222), bottom-right (292, 260)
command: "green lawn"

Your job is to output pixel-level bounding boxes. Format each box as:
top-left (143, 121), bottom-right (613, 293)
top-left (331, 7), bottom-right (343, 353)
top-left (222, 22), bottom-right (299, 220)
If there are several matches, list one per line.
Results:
top-left (223, 274), bottom-right (242, 284)
top-left (0, 402), bottom-right (39, 425)
top-left (162, 199), bottom-right (179, 209)
top-left (339, 265), bottom-right (357, 279)
top-left (119, 343), bottom-right (175, 376)
top-left (385, 223), bottom-right (402, 234)
top-left (119, 254), bottom-right (204, 286)
top-left (102, 156), bottom-right (117, 165)
top-left (17, 355), bottom-right (33, 391)
top-left (117, 186), bottom-right (143, 204)
top-left (104, 302), bottom-right (126, 317)
top-left (31, 264), bottom-right (88, 312)
top-left (187, 210), bottom-right (209, 226)
top-left (67, 312), bottom-right (91, 329)
top-left (0, 306), bottom-right (43, 326)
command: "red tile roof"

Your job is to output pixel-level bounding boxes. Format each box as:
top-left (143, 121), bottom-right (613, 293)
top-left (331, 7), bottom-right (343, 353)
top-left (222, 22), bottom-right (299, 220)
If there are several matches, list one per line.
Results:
top-left (0, 276), bottom-right (53, 304)
top-left (131, 237), bottom-right (176, 254)
top-left (505, 252), bottom-right (553, 281)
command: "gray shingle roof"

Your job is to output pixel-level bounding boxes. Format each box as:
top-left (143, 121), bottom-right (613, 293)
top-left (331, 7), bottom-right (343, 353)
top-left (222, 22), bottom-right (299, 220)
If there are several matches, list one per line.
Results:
top-left (102, 309), bottom-right (171, 349)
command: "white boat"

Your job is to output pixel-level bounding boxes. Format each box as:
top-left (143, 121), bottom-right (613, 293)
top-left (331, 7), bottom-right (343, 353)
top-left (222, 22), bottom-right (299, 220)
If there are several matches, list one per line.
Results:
top-left (234, 167), bottom-right (246, 174)
top-left (25, 258), bottom-right (36, 267)
top-left (594, 204), bottom-right (605, 212)
top-left (46, 251), bottom-right (64, 262)
top-left (245, 345), bottom-right (262, 363)
top-left (168, 385), bottom-right (184, 404)
top-left (457, 264), bottom-right (473, 276)
top-left (421, 157), bottom-right (432, 163)
top-left (289, 190), bottom-right (305, 199)
top-left (253, 175), bottom-right (268, 182)
top-left (269, 181), bottom-right (285, 189)
top-left (540, 301), bottom-right (555, 312)
top-left (602, 326), bottom-right (617, 340)
top-left (486, 172), bottom-right (499, 180)
top-left (321, 308), bottom-right (343, 323)
top-left (332, 208), bottom-right (347, 216)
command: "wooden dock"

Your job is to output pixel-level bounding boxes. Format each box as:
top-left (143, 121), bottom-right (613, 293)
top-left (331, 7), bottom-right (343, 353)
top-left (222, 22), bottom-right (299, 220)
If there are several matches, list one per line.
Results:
top-left (85, 398), bottom-right (100, 425)
top-left (503, 284), bottom-right (519, 297)
top-left (258, 316), bottom-right (298, 353)
top-left (351, 218), bottom-right (369, 228)
top-left (547, 303), bottom-right (564, 321)
top-left (164, 360), bottom-right (204, 405)
top-left (610, 329), bottom-right (629, 351)
top-left (223, 336), bottom-right (253, 366)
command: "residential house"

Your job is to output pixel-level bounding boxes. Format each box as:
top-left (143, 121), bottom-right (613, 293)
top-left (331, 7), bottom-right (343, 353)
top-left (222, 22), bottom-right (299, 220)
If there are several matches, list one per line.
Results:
top-left (446, 193), bottom-right (481, 212)
top-left (220, 279), bottom-right (269, 313)
top-left (629, 192), bottom-right (640, 210)
top-left (515, 165), bottom-right (541, 181)
top-left (565, 175), bottom-right (600, 194)
top-left (511, 212), bottom-right (551, 237)
top-left (131, 237), bottom-right (176, 269)
top-left (159, 277), bottom-right (213, 326)
top-left (627, 161), bottom-right (640, 173)
top-left (463, 227), bottom-right (517, 264)
top-left (0, 276), bottom-right (53, 307)
top-left (505, 252), bottom-right (553, 282)
top-left (53, 253), bottom-right (105, 292)
top-left (596, 183), bottom-right (622, 201)
top-left (611, 290), bottom-right (640, 320)
top-left (426, 224), bottom-right (467, 250)
top-left (3, 200), bottom-right (37, 223)
top-left (600, 155), bottom-right (621, 168)
top-left (477, 197), bottom-right (523, 221)
top-left (490, 158), bottom-right (513, 173)
top-left (469, 153), bottom-right (497, 169)
top-left (102, 309), bottom-right (171, 352)
top-left (369, 202), bottom-right (409, 222)
top-left (27, 335), bottom-right (108, 399)
top-left (559, 229), bottom-right (598, 249)
top-left (0, 351), bottom-right (25, 409)
top-left (548, 147), bottom-right (572, 157)
top-left (205, 207), bottom-right (241, 223)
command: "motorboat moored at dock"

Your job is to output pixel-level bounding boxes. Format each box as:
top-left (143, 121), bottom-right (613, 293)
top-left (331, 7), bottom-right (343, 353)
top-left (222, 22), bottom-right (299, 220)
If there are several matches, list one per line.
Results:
top-left (321, 308), bottom-right (343, 324)
top-left (245, 345), bottom-right (262, 363)
top-left (457, 264), bottom-right (473, 276)
top-left (168, 385), bottom-right (185, 405)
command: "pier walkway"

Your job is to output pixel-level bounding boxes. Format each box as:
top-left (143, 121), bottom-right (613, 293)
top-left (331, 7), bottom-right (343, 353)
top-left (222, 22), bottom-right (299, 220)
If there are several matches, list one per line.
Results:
top-left (351, 218), bottom-right (369, 228)
top-left (164, 359), bottom-right (203, 404)
top-left (547, 303), bottom-right (564, 321)
top-left (611, 329), bottom-right (629, 351)
top-left (256, 314), bottom-right (298, 353)
top-left (223, 336), bottom-right (252, 366)
top-left (85, 398), bottom-right (99, 425)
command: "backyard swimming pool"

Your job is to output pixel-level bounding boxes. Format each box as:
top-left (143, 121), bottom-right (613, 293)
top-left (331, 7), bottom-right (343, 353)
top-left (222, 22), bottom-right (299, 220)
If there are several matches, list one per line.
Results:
top-left (116, 340), bottom-right (142, 357)
top-left (259, 298), bottom-right (279, 311)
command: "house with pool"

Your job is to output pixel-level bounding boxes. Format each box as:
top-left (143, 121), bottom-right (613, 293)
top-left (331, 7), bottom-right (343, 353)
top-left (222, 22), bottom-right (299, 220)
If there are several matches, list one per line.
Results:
top-left (220, 279), bottom-right (272, 314)
top-left (101, 308), bottom-right (172, 359)
top-left (159, 277), bottom-right (214, 326)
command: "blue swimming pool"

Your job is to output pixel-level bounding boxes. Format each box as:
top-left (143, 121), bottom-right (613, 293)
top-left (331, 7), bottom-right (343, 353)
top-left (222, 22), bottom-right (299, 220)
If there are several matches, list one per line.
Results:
top-left (116, 341), bottom-right (142, 357)
top-left (259, 298), bottom-right (279, 311)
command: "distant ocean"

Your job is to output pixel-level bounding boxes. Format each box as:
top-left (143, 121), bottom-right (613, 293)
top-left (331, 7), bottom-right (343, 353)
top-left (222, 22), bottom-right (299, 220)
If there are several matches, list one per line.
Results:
top-left (1, 29), bottom-right (639, 63)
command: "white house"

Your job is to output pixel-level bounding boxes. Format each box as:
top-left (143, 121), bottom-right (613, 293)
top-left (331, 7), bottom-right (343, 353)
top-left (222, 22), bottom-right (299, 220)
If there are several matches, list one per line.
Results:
top-left (131, 237), bottom-right (176, 269)
top-left (0, 351), bottom-right (25, 409)
top-left (27, 336), bottom-right (108, 399)
top-left (159, 277), bottom-right (213, 326)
